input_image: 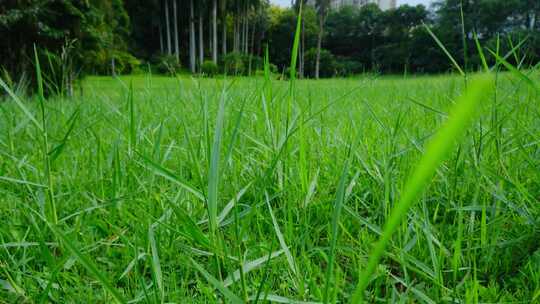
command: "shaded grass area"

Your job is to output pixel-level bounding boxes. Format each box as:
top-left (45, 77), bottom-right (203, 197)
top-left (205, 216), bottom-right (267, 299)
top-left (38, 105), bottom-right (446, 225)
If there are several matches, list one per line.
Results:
top-left (0, 72), bottom-right (539, 303)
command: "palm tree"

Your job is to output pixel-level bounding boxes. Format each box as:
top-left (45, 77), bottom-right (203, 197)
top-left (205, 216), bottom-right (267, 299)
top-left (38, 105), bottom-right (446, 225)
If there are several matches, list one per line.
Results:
top-left (315, 0), bottom-right (330, 79)
top-left (173, 0), bottom-right (179, 61)
top-left (198, 1), bottom-right (205, 66)
top-left (212, 0), bottom-right (218, 63)
top-left (189, 0), bottom-right (196, 72)
top-left (221, 0), bottom-right (228, 55)
top-left (164, 0), bottom-right (172, 55)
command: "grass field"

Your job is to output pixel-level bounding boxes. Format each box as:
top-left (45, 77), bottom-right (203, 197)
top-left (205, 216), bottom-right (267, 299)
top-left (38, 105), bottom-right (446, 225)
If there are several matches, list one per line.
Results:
top-left (1, 72), bottom-right (539, 303)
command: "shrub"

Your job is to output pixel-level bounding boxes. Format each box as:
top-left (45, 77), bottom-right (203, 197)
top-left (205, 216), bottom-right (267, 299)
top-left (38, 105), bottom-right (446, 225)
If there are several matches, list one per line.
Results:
top-left (304, 48), bottom-right (337, 78)
top-left (282, 67), bottom-right (299, 79)
top-left (268, 63), bottom-right (278, 74)
top-left (153, 54), bottom-right (181, 75)
top-left (221, 52), bottom-right (246, 75)
top-left (83, 50), bottom-right (141, 75)
top-left (221, 52), bottom-right (266, 76)
top-left (201, 60), bottom-right (219, 76)
top-left (112, 51), bottom-right (141, 75)
top-left (247, 55), bottom-right (264, 73)
top-left (335, 57), bottom-right (363, 77)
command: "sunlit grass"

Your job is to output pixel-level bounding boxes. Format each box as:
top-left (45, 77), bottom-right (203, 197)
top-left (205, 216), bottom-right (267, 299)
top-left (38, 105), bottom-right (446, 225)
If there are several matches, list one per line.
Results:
top-left (0, 71), bottom-right (539, 302)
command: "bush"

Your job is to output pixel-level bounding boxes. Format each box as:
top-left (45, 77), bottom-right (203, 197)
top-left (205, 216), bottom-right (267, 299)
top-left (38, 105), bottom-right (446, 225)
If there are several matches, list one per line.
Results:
top-left (304, 48), bottom-right (337, 78)
top-left (153, 54), bottom-right (181, 75)
top-left (335, 57), bottom-right (363, 76)
top-left (83, 50), bottom-right (140, 75)
top-left (221, 52), bottom-right (265, 76)
top-left (201, 60), bottom-right (219, 76)
top-left (112, 51), bottom-right (141, 75)
top-left (221, 52), bottom-right (245, 75)
top-left (247, 55), bottom-right (264, 73)
top-left (268, 63), bottom-right (278, 74)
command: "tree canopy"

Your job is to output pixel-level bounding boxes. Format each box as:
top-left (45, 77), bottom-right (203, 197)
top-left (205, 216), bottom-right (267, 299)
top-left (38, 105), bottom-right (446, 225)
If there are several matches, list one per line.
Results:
top-left (1, 0), bottom-right (539, 90)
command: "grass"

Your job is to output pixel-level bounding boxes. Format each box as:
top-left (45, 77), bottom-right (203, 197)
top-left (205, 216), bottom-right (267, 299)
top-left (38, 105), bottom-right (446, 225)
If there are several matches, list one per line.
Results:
top-left (0, 71), bottom-right (539, 303)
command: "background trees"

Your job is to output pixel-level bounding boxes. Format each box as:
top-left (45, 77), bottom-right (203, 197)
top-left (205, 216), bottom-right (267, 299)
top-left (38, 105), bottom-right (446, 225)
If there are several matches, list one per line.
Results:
top-left (1, 0), bottom-right (539, 86)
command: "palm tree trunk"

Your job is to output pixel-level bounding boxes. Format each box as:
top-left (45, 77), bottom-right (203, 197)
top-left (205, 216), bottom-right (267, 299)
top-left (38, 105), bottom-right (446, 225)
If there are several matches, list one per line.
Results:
top-left (199, 6), bottom-right (204, 66)
top-left (243, 5), bottom-right (248, 54)
top-left (212, 0), bottom-right (218, 63)
top-left (244, 16), bottom-right (249, 54)
top-left (222, 0), bottom-right (227, 55)
top-left (189, 0), bottom-right (196, 72)
top-left (208, 16), bottom-right (212, 56)
top-left (165, 0), bottom-right (172, 55)
top-left (315, 14), bottom-right (323, 79)
top-left (159, 21), bottom-right (164, 54)
top-left (234, 4), bottom-right (240, 53)
top-left (233, 18), bottom-right (237, 52)
top-left (248, 21), bottom-right (256, 75)
top-left (173, 0), bottom-right (179, 62)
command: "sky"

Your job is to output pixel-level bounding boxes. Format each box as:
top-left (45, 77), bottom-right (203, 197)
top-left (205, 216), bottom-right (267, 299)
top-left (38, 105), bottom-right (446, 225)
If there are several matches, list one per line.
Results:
top-left (270, 0), bottom-right (434, 7)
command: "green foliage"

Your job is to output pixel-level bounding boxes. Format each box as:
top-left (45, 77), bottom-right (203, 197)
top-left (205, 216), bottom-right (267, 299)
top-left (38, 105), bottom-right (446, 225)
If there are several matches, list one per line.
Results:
top-left (267, 6), bottom-right (319, 71)
top-left (153, 55), bottom-right (181, 76)
top-left (0, 0), bottom-right (137, 91)
top-left (1, 73), bottom-right (539, 302)
top-left (83, 50), bottom-right (140, 75)
top-left (304, 48), bottom-right (336, 78)
top-left (220, 52), bottom-right (266, 76)
top-left (201, 60), bottom-right (219, 76)
top-left (222, 52), bottom-right (246, 75)
top-left (335, 57), bottom-right (363, 76)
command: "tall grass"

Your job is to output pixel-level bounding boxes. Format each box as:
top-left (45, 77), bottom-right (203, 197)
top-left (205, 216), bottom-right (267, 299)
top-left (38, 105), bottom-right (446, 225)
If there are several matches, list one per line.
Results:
top-left (0, 40), bottom-right (539, 303)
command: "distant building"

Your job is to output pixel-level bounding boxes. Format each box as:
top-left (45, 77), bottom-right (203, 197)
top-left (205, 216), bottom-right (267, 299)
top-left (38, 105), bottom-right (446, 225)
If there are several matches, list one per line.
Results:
top-left (307, 0), bottom-right (397, 11)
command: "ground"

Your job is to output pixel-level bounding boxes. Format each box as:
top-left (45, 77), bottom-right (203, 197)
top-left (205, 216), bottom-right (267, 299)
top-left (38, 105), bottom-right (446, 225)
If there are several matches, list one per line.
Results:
top-left (0, 73), bottom-right (539, 303)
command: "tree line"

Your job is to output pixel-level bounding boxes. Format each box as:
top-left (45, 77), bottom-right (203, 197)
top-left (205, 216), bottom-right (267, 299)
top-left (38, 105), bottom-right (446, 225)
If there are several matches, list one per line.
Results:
top-left (1, 0), bottom-right (539, 89)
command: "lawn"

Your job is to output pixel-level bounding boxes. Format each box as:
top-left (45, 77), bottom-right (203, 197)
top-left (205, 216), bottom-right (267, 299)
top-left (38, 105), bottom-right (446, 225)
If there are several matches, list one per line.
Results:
top-left (0, 73), bottom-right (539, 303)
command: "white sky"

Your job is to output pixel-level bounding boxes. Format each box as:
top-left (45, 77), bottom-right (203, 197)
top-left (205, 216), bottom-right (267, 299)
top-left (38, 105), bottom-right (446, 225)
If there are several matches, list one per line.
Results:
top-left (269, 0), bottom-right (434, 7)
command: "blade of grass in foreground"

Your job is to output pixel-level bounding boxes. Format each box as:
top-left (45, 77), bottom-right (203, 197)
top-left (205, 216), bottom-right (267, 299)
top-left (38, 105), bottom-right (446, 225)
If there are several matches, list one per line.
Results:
top-left (189, 258), bottom-right (244, 304)
top-left (48, 223), bottom-right (126, 303)
top-left (323, 158), bottom-right (350, 304)
top-left (351, 75), bottom-right (494, 303)
top-left (265, 192), bottom-right (298, 276)
top-left (208, 86), bottom-right (226, 235)
top-left (487, 49), bottom-right (540, 93)
top-left (0, 78), bottom-right (43, 131)
top-left (423, 23), bottom-right (465, 77)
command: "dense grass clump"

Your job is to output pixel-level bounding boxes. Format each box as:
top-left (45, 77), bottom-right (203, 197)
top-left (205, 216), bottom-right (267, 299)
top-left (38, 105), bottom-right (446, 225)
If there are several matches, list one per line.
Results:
top-left (0, 72), bottom-right (539, 302)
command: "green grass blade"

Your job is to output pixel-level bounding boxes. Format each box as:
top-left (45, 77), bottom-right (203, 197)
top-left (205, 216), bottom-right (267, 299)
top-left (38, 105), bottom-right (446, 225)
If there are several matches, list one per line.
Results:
top-left (148, 225), bottom-right (163, 300)
top-left (351, 75), bottom-right (494, 303)
top-left (289, 3), bottom-right (303, 81)
top-left (48, 224), bottom-right (126, 303)
top-left (189, 258), bottom-right (244, 304)
top-left (0, 77), bottom-right (43, 131)
top-left (489, 35), bottom-right (528, 71)
top-left (460, 3), bottom-right (468, 71)
top-left (34, 45), bottom-right (57, 224)
top-left (423, 23), bottom-right (465, 76)
top-left (128, 81), bottom-right (136, 155)
top-left (473, 32), bottom-right (489, 72)
top-left (265, 192), bottom-right (297, 276)
top-left (207, 87), bottom-right (227, 235)
top-left (488, 49), bottom-right (540, 92)
top-left (223, 250), bottom-right (284, 287)
top-left (49, 107), bottom-right (80, 163)
top-left (136, 152), bottom-right (204, 201)
top-left (249, 293), bottom-right (322, 304)
top-left (0, 175), bottom-right (47, 188)
top-left (34, 45), bottom-right (45, 102)
top-left (323, 159), bottom-right (350, 304)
